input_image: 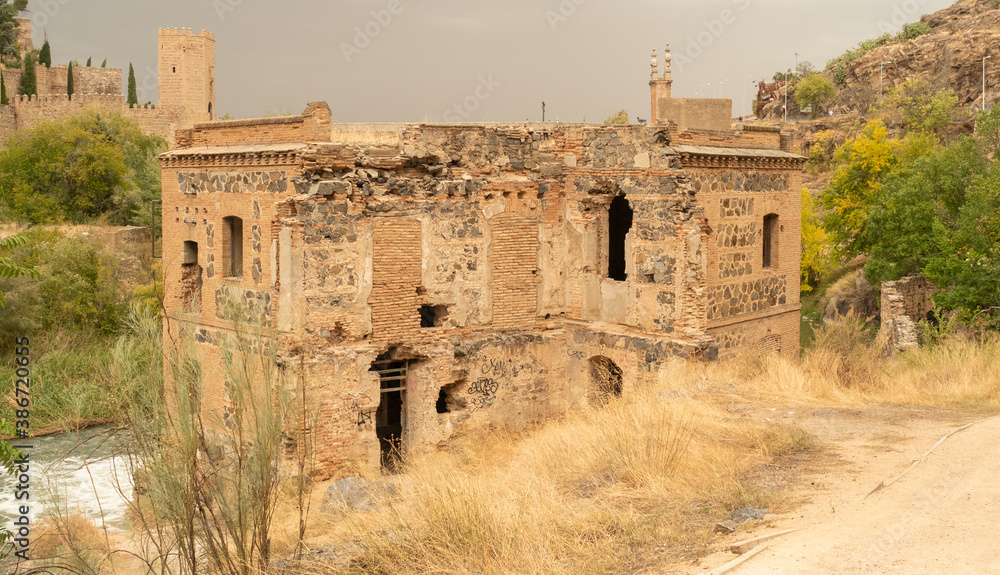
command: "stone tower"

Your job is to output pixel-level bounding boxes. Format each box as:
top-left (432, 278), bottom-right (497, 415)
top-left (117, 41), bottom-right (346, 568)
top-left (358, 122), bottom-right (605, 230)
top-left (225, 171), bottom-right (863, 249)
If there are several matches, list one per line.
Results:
top-left (158, 28), bottom-right (216, 123)
top-left (649, 45), bottom-right (672, 124)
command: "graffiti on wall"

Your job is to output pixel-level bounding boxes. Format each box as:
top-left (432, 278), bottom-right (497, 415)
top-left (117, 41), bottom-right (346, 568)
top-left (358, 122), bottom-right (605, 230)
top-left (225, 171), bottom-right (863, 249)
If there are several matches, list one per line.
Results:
top-left (349, 398), bottom-right (376, 426)
top-left (479, 357), bottom-right (532, 379)
top-left (468, 377), bottom-right (500, 409)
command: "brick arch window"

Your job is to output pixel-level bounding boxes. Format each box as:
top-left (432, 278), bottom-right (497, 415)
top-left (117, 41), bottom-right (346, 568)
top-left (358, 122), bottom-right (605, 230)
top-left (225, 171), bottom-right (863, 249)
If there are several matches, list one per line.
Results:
top-left (222, 216), bottom-right (243, 278)
top-left (762, 213), bottom-right (778, 269)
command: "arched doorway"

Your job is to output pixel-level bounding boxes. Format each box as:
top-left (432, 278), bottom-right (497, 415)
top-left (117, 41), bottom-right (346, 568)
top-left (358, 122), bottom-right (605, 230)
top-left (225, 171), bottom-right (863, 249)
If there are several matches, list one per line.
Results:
top-left (589, 356), bottom-right (623, 406)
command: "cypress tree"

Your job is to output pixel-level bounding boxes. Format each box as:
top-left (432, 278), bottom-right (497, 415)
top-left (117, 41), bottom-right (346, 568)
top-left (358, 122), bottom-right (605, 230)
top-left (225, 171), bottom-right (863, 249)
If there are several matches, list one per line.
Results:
top-left (86, 56), bottom-right (91, 67)
top-left (1, 73), bottom-right (8, 106)
top-left (127, 63), bottom-right (137, 107)
top-left (38, 40), bottom-right (50, 67)
top-left (18, 52), bottom-right (35, 97)
top-left (101, 59), bottom-right (106, 68)
top-left (67, 61), bottom-right (73, 98)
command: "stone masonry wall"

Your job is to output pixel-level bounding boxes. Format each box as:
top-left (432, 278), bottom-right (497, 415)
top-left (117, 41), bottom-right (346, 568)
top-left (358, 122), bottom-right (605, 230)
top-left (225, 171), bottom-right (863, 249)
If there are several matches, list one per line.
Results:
top-left (160, 112), bottom-right (803, 477)
top-left (880, 274), bottom-right (935, 351)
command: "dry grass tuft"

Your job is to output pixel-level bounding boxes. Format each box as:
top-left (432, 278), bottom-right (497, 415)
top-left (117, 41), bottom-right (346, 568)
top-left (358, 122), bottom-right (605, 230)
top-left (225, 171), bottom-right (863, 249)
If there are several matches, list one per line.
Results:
top-left (268, 324), bottom-right (1000, 574)
top-left (276, 385), bottom-right (810, 575)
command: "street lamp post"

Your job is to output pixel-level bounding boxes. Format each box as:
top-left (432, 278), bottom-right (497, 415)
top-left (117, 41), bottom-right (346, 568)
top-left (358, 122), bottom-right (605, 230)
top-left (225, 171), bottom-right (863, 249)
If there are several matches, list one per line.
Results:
top-left (880, 61), bottom-right (893, 105)
top-left (984, 55), bottom-right (992, 111)
top-left (783, 68), bottom-right (790, 122)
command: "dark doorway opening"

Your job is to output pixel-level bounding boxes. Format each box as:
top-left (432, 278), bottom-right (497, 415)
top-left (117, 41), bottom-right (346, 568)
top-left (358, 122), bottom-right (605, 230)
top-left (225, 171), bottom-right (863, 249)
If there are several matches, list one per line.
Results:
top-left (589, 356), bottom-right (623, 406)
top-left (608, 195), bottom-right (633, 281)
top-left (370, 358), bottom-right (407, 471)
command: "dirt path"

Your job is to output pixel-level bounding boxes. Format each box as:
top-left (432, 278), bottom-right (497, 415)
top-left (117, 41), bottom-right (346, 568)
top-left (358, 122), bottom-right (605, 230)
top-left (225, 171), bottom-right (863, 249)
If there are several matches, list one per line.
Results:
top-left (675, 408), bottom-right (1000, 575)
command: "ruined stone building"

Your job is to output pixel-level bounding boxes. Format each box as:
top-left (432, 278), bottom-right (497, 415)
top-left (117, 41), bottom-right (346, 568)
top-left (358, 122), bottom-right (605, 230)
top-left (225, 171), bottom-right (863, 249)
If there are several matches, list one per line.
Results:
top-left (160, 46), bottom-right (804, 476)
top-left (0, 24), bottom-right (214, 146)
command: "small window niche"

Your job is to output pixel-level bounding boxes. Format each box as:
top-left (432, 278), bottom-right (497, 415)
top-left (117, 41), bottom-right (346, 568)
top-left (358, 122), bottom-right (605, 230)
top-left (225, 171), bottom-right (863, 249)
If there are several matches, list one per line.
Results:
top-left (222, 216), bottom-right (244, 279)
top-left (181, 240), bottom-right (202, 312)
top-left (762, 214), bottom-right (778, 269)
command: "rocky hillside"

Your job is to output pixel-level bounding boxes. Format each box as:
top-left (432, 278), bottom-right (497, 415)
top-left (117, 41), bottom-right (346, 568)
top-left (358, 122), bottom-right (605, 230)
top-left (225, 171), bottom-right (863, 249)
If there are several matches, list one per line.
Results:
top-left (830, 0), bottom-right (1000, 113)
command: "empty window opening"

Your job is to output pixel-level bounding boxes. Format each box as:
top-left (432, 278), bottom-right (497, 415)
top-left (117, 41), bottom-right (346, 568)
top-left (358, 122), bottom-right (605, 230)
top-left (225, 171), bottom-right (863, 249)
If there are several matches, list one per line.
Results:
top-left (419, 305), bottom-right (436, 328)
top-left (370, 359), bottom-right (408, 471)
top-left (608, 195), bottom-right (634, 281)
top-left (589, 356), bottom-right (623, 406)
top-left (763, 214), bottom-right (778, 269)
top-left (172, 66), bottom-right (176, 73)
top-left (180, 241), bottom-right (202, 312)
top-left (223, 216), bottom-right (244, 278)
top-left (208, 102), bottom-right (213, 117)
top-left (420, 305), bottom-right (450, 328)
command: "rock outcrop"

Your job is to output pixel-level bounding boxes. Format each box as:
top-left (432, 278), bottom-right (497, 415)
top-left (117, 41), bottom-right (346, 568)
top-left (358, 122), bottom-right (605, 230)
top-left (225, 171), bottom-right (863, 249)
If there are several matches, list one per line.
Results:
top-left (832, 0), bottom-right (1000, 113)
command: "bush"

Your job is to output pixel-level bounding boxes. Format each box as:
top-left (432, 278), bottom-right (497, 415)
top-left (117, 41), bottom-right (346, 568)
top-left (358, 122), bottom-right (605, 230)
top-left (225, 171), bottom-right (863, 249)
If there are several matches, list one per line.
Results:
top-left (795, 74), bottom-right (836, 117)
top-left (603, 109), bottom-right (629, 125)
top-left (0, 230), bottom-right (127, 340)
top-left (0, 110), bottom-right (167, 225)
top-left (897, 21), bottom-right (932, 41)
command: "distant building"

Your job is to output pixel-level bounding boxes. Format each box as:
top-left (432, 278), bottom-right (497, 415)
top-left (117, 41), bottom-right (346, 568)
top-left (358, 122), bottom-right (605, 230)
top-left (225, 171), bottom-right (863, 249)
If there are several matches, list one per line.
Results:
top-left (0, 23), bottom-right (214, 146)
top-left (160, 45), bottom-right (804, 477)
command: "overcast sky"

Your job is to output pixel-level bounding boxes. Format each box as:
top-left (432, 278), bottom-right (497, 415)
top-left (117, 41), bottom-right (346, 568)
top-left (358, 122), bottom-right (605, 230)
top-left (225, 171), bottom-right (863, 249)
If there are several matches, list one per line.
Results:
top-left (24, 0), bottom-right (956, 123)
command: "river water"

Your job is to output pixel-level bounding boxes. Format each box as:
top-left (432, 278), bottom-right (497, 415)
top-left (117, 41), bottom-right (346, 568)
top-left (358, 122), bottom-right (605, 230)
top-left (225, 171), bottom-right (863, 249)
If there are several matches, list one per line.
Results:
top-left (0, 426), bottom-right (133, 530)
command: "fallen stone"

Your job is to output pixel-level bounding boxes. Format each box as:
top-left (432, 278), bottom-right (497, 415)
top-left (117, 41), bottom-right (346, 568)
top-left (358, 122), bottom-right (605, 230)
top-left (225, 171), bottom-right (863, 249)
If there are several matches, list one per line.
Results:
top-left (728, 508), bottom-right (769, 523)
top-left (715, 519), bottom-right (739, 533)
top-left (319, 477), bottom-right (396, 514)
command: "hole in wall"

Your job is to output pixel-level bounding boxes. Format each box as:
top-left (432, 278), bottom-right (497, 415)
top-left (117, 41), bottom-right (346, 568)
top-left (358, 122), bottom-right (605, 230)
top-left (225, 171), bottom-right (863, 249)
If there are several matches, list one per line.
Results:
top-left (589, 356), bottom-right (623, 406)
top-left (419, 305), bottom-right (436, 328)
top-left (437, 381), bottom-right (467, 414)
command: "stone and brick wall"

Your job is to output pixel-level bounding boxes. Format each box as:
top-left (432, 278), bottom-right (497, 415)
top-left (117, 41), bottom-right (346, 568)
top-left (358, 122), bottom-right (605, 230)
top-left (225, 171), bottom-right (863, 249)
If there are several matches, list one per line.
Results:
top-left (880, 274), bottom-right (935, 351)
top-left (0, 27), bottom-right (213, 147)
top-left (160, 104), bottom-right (803, 478)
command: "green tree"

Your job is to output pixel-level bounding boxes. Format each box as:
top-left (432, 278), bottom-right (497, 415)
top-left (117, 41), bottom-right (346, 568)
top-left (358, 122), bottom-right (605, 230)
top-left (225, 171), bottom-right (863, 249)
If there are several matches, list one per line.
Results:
top-left (101, 58), bottom-right (106, 68)
top-left (863, 137), bottom-right (984, 289)
top-left (0, 111), bottom-right (167, 224)
top-left (820, 120), bottom-right (934, 257)
top-left (17, 50), bottom-right (34, 96)
top-left (127, 63), bottom-right (137, 107)
top-left (795, 73), bottom-right (836, 117)
top-left (1, 72), bottom-right (8, 106)
top-left (67, 60), bottom-right (74, 98)
top-left (0, 234), bottom-right (36, 307)
top-left (603, 109), bottom-right (629, 125)
top-left (879, 80), bottom-right (959, 137)
top-left (86, 56), bottom-right (91, 67)
top-left (0, 0), bottom-right (28, 64)
top-left (801, 188), bottom-right (836, 292)
top-left (37, 39), bottom-right (50, 67)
